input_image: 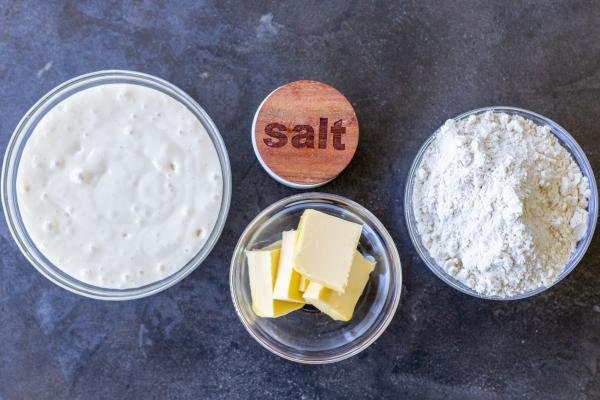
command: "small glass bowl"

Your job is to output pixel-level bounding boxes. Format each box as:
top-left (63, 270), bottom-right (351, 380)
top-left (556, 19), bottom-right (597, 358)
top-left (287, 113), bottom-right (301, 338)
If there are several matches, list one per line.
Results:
top-left (405, 106), bottom-right (598, 300)
top-left (1, 70), bottom-right (232, 300)
top-left (229, 193), bottom-right (402, 363)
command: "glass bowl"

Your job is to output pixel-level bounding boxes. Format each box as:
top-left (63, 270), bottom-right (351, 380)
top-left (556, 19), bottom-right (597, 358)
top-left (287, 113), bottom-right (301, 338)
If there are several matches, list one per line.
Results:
top-left (1, 70), bottom-right (232, 300)
top-left (405, 106), bottom-right (598, 300)
top-left (229, 193), bottom-right (402, 363)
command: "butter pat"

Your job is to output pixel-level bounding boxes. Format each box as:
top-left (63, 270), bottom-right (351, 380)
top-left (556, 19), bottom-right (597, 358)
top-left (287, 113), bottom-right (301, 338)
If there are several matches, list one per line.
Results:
top-left (273, 230), bottom-right (305, 303)
top-left (303, 251), bottom-right (375, 321)
top-left (298, 276), bottom-right (310, 292)
top-left (246, 246), bottom-right (304, 318)
top-left (293, 209), bottom-right (363, 292)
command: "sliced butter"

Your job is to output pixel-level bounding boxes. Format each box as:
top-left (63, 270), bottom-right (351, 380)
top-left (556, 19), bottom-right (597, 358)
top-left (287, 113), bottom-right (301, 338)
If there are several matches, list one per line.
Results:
top-left (246, 245), bottom-right (303, 318)
top-left (293, 209), bottom-right (362, 293)
top-left (303, 251), bottom-right (375, 321)
top-left (298, 276), bottom-right (310, 292)
top-left (272, 230), bottom-right (305, 303)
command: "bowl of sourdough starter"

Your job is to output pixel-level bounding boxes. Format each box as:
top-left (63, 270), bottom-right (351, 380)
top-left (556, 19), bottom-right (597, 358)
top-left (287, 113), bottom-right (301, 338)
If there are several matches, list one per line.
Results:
top-left (2, 70), bottom-right (231, 300)
top-left (405, 107), bottom-right (597, 300)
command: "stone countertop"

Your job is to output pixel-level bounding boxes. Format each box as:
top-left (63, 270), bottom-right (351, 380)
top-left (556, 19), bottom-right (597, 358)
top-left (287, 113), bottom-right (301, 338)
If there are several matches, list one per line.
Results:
top-left (0, 1), bottom-right (599, 399)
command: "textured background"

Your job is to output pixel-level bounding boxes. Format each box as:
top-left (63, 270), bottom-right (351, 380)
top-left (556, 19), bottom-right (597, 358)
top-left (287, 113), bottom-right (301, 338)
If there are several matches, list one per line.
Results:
top-left (1, 1), bottom-right (599, 399)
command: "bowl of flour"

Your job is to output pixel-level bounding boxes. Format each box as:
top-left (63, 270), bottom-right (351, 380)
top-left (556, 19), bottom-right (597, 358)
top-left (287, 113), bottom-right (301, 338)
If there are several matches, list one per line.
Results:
top-left (405, 107), bottom-right (598, 300)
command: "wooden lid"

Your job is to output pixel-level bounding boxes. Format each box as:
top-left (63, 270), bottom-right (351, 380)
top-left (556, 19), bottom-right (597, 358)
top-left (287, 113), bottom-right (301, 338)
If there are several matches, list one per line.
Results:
top-left (252, 80), bottom-right (359, 188)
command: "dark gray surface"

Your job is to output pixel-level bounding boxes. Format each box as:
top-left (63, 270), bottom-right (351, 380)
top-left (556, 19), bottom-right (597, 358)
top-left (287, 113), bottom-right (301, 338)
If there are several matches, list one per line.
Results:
top-left (1, 1), bottom-right (599, 399)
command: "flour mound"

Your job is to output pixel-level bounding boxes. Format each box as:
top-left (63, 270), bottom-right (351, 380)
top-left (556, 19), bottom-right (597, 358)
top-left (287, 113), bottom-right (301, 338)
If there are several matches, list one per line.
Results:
top-left (413, 111), bottom-right (591, 297)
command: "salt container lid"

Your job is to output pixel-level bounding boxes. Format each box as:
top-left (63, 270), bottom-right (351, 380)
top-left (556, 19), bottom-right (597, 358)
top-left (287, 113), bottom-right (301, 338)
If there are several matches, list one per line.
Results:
top-left (251, 80), bottom-right (359, 188)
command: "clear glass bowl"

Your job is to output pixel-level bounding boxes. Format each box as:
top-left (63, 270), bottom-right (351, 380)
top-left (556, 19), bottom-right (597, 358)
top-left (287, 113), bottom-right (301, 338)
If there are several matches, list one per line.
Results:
top-left (229, 193), bottom-right (402, 363)
top-left (1, 70), bottom-right (232, 300)
top-left (405, 106), bottom-right (598, 300)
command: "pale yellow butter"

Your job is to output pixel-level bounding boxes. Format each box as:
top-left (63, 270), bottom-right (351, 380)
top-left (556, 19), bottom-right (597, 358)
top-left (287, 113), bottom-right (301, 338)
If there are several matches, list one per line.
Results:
top-left (246, 245), bottom-right (304, 318)
top-left (298, 276), bottom-right (310, 292)
top-left (272, 230), bottom-right (305, 303)
top-left (303, 251), bottom-right (375, 321)
top-left (293, 209), bottom-right (363, 293)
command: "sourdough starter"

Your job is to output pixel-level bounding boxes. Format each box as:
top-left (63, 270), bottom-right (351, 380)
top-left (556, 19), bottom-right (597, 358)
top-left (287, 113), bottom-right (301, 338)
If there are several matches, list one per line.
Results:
top-left (17, 83), bottom-right (223, 289)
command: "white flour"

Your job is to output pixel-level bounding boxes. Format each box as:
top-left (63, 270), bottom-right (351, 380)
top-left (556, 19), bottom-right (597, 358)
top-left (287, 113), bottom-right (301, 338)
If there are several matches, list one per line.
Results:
top-left (413, 111), bottom-right (591, 297)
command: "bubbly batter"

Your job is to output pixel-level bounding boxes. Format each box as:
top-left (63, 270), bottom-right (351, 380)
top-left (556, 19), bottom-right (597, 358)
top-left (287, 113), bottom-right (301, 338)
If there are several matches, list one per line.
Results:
top-left (17, 83), bottom-right (223, 288)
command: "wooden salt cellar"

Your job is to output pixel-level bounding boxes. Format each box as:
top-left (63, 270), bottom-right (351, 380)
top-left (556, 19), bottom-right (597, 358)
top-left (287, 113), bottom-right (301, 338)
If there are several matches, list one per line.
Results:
top-left (252, 80), bottom-right (359, 188)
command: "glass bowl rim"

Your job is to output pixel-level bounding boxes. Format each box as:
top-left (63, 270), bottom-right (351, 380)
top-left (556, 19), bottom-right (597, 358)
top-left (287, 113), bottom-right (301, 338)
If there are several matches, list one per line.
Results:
top-left (229, 192), bottom-right (403, 364)
top-left (404, 106), bottom-right (599, 300)
top-left (1, 69), bottom-right (232, 300)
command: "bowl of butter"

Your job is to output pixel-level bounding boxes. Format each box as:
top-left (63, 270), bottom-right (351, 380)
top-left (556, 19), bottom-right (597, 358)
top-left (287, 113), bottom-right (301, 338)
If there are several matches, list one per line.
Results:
top-left (230, 193), bottom-right (402, 363)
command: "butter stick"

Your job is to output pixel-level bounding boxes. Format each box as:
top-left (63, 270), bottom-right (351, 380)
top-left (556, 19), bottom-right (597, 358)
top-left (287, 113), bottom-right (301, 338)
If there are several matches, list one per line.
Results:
top-left (273, 230), bottom-right (305, 303)
top-left (246, 245), bottom-right (303, 318)
top-left (293, 209), bottom-right (362, 293)
top-left (303, 251), bottom-right (374, 321)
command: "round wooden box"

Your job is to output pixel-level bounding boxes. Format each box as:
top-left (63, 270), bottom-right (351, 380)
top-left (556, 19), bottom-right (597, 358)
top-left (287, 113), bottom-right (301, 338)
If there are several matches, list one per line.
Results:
top-left (252, 80), bottom-right (359, 188)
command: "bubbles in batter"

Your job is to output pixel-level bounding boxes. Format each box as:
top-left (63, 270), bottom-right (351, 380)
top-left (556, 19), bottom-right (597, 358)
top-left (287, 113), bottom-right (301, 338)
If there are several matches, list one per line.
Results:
top-left (16, 83), bottom-right (223, 289)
